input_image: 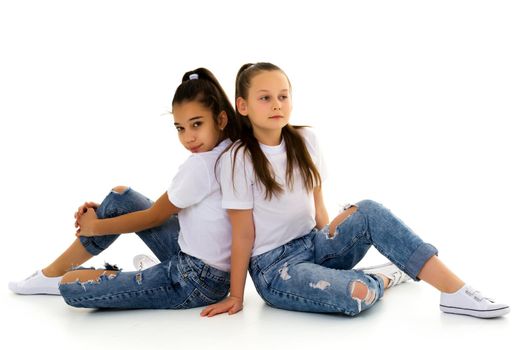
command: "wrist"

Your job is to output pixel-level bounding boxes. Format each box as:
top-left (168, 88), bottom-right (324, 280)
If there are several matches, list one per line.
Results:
top-left (93, 219), bottom-right (102, 236)
top-left (229, 295), bottom-right (244, 302)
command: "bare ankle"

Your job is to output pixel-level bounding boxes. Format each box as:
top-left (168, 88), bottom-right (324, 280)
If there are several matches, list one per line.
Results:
top-left (42, 267), bottom-right (64, 278)
top-left (442, 282), bottom-right (465, 294)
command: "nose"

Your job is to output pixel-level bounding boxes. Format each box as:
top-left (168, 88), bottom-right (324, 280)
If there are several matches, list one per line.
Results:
top-left (273, 103), bottom-right (281, 111)
top-left (183, 131), bottom-right (197, 144)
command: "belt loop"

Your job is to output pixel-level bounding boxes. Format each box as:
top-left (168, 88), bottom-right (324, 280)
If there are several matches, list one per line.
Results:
top-left (200, 264), bottom-right (209, 280)
top-left (179, 252), bottom-right (190, 276)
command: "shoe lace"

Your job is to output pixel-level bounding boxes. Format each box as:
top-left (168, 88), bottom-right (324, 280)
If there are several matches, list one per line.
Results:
top-left (390, 271), bottom-right (406, 286)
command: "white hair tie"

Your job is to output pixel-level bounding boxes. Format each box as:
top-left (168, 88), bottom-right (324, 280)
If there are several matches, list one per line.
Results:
top-left (189, 73), bottom-right (199, 80)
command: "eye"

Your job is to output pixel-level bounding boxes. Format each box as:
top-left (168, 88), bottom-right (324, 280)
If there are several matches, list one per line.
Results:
top-left (260, 95), bottom-right (270, 101)
top-left (279, 95), bottom-right (288, 101)
top-left (175, 126), bottom-right (184, 133)
top-left (192, 121), bottom-right (202, 128)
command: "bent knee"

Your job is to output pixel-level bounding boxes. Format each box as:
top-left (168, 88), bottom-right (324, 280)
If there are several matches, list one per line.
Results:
top-left (350, 280), bottom-right (376, 305)
top-left (328, 205), bottom-right (358, 237)
top-left (111, 185), bottom-right (129, 194)
top-left (357, 199), bottom-right (383, 211)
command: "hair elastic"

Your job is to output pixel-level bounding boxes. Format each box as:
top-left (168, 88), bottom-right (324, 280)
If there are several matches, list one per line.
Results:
top-left (189, 73), bottom-right (199, 80)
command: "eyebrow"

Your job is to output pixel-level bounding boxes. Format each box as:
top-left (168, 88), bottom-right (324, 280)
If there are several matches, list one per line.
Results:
top-left (174, 116), bottom-right (204, 126)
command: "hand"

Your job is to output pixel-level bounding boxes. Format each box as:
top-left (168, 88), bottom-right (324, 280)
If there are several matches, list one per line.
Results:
top-left (75, 208), bottom-right (99, 237)
top-left (200, 296), bottom-right (243, 317)
top-left (74, 201), bottom-right (99, 229)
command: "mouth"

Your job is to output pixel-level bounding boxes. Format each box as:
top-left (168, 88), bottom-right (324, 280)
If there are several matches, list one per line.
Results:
top-left (269, 115), bottom-right (284, 119)
top-left (188, 144), bottom-right (204, 153)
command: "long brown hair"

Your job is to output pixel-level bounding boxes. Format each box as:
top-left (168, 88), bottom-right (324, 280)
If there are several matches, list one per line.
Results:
top-left (231, 62), bottom-right (321, 200)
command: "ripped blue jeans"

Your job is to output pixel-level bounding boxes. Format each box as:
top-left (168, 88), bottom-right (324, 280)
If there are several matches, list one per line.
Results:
top-left (248, 199), bottom-right (438, 316)
top-left (59, 187), bottom-right (230, 309)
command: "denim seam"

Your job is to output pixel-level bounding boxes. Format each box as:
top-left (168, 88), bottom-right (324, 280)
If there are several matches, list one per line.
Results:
top-left (372, 243), bottom-right (408, 272)
top-left (80, 239), bottom-right (104, 256)
top-left (182, 257), bottom-right (229, 297)
top-left (259, 251), bottom-right (288, 285)
top-left (188, 275), bottom-right (229, 298)
top-left (265, 285), bottom-right (349, 314)
top-left (144, 230), bottom-right (170, 260)
top-left (316, 208), bottom-right (366, 265)
top-left (63, 284), bottom-right (173, 303)
top-left (316, 230), bottom-right (368, 266)
top-left (175, 288), bottom-right (216, 309)
top-left (404, 242), bottom-right (438, 280)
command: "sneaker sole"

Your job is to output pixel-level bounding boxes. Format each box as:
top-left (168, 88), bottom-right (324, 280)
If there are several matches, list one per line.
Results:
top-left (9, 285), bottom-right (61, 296)
top-left (440, 304), bottom-right (510, 318)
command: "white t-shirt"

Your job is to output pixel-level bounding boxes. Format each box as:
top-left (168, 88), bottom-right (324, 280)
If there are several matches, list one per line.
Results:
top-left (220, 128), bottom-right (326, 257)
top-left (167, 139), bottom-right (232, 271)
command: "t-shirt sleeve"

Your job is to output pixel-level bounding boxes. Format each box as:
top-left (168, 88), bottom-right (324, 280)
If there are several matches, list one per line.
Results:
top-left (220, 146), bottom-right (254, 209)
top-left (167, 156), bottom-right (211, 208)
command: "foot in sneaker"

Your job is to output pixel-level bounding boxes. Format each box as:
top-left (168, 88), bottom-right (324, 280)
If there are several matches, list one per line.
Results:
top-left (358, 262), bottom-right (412, 288)
top-left (440, 285), bottom-right (510, 318)
top-left (133, 254), bottom-right (159, 271)
top-left (8, 270), bottom-right (62, 295)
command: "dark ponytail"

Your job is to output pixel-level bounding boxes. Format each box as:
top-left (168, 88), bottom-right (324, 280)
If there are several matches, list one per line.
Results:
top-left (232, 62), bottom-right (321, 200)
top-left (172, 68), bottom-right (240, 143)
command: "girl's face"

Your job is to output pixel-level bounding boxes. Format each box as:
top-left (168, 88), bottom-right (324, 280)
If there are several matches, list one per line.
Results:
top-left (237, 70), bottom-right (292, 138)
top-left (172, 101), bottom-right (227, 153)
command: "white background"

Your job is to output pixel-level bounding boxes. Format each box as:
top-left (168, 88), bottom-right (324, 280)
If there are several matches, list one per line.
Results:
top-left (1, 1), bottom-right (523, 349)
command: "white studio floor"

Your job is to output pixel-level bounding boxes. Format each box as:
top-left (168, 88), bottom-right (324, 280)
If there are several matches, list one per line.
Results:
top-left (2, 246), bottom-right (520, 350)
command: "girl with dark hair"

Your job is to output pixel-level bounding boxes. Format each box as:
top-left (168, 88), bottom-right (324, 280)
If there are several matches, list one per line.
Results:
top-left (201, 62), bottom-right (509, 319)
top-left (9, 68), bottom-right (240, 310)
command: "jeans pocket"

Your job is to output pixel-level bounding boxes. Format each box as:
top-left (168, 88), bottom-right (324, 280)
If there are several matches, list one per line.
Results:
top-left (173, 288), bottom-right (217, 310)
top-left (201, 278), bottom-right (229, 299)
top-left (259, 245), bottom-right (287, 276)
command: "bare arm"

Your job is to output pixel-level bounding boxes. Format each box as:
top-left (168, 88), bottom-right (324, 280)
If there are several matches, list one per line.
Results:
top-left (77, 192), bottom-right (180, 236)
top-left (200, 209), bottom-right (255, 317)
top-left (313, 186), bottom-right (329, 229)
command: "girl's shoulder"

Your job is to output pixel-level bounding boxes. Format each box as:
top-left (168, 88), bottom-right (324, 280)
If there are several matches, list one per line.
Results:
top-left (219, 139), bottom-right (254, 171)
top-left (178, 139), bottom-right (231, 174)
top-left (222, 139), bottom-right (249, 159)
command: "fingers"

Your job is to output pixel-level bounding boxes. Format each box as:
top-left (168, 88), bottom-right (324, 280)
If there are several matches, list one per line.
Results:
top-left (200, 304), bottom-right (229, 317)
top-left (207, 306), bottom-right (227, 317)
top-left (228, 304), bottom-right (243, 315)
top-left (200, 300), bottom-right (243, 317)
top-left (74, 202), bottom-right (99, 225)
top-left (200, 306), bottom-right (213, 317)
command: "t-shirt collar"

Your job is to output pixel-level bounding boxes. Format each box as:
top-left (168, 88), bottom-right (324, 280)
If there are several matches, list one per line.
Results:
top-left (259, 137), bottom-right (285, 155)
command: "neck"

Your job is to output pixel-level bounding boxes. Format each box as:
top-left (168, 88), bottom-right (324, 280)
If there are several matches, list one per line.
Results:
top-left (253, 127), bottom-right (282, 146)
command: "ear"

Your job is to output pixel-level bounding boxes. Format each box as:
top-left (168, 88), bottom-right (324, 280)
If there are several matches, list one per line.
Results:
top-left (236, 97), bottom-right (248, 116)
top-left (217, 111), bottom-right (228, 130)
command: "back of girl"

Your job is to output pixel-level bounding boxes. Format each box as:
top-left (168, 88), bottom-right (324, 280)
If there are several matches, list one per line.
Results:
top-left (201, 62), bottom-right (509, 319)
top-left (10, 68), bottom-right (240, 311)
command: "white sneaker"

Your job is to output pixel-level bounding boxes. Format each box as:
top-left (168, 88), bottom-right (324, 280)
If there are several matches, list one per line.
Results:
top-left (440, 285), bottom-right (510, 318)
top-left (8, 270), bottom-right (62, 295)
top-left (133, 254), bottom-right (159, 271)
top-left (358, 262), bottom-right (412, 288)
